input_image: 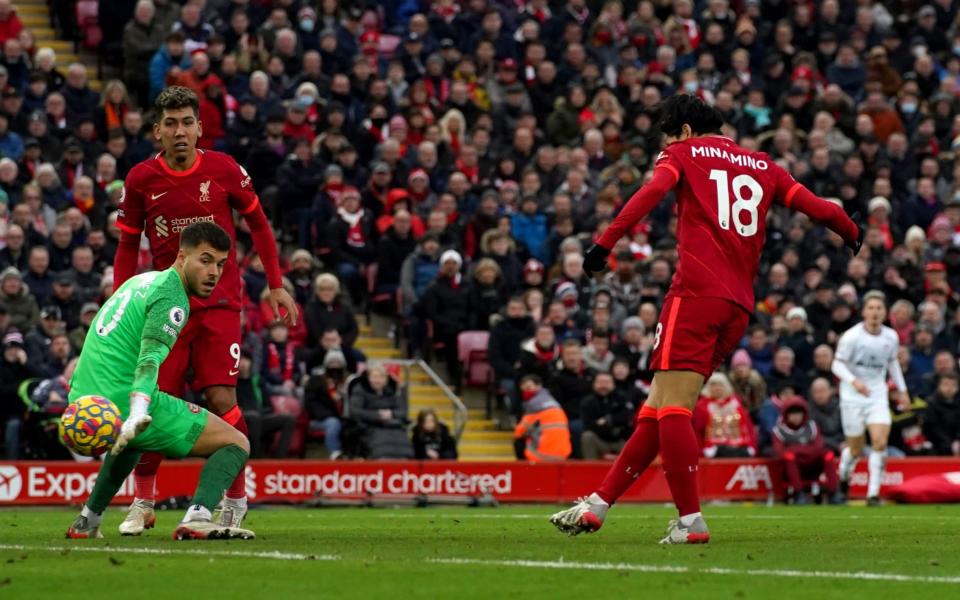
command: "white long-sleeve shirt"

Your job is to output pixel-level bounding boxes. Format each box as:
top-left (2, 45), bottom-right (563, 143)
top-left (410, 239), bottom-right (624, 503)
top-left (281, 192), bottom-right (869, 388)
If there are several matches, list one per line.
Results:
top-left (831, 322), bottom-right (907, 403)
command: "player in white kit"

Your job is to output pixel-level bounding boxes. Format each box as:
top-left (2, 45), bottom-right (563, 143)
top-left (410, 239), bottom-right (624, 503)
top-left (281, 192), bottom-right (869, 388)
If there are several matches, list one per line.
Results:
top-left (830, 291), bottom-right (909, 505)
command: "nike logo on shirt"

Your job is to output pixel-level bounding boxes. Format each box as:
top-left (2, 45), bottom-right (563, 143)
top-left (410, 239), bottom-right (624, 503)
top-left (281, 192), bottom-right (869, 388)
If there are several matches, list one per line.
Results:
top-left (228, 369), bottom-right (240, 376)
top-left (151, 191), bottom-right (168, 200)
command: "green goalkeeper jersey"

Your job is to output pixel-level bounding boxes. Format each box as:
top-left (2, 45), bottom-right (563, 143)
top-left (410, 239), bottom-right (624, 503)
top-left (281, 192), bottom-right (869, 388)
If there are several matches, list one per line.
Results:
top-left (69, 268), bottom-right (190, 415)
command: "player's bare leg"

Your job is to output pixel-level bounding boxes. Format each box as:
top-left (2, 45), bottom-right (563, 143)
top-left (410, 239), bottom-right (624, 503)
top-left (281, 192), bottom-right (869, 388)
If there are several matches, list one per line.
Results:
top-left (865, 423), bottom-right (891, 506)
top-left (653, 370), bottom-right (711, 544)
top-left (551, 379), bottom-right (665, 536)
top-left (173, 412), bottom-right (255, 540)
top-left (205, 385), bottom-right (249, 527)
top-left (836, 435), bottom-right (865, 503)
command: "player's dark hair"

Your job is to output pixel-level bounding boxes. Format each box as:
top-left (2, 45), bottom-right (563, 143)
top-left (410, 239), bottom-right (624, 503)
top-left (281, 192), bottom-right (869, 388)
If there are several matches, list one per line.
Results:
top-left (180, 222), bottom-right (231, 252)
top-left (154, 86), bottom-right (200, 120)
top-left (656, 93), bottom-right (724, 137)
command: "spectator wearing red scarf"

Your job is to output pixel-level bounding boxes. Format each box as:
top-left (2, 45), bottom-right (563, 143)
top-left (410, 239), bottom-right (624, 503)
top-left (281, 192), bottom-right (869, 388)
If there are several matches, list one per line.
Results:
top-left (518, 322), bottom-right (559, 383)
top-left (328, 187), bottom-right (377, 306)
top-left (262, 321), bottom-right (302, 392)
top-left (867, 196), bottom-right (895, 251)
top-left (420, 249), bottom-right (469, 386)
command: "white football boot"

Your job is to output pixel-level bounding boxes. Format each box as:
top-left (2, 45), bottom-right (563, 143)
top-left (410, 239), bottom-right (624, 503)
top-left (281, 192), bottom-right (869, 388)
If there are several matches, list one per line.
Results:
top-left (549, 493), bottom-right (610, 536)
top-left (119, 498), bottom-right (156, 536)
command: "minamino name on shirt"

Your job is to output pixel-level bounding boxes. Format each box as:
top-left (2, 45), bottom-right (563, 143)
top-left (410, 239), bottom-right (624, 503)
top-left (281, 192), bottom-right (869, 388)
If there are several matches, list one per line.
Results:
top-left (690, 146), bottom-right (769, 170)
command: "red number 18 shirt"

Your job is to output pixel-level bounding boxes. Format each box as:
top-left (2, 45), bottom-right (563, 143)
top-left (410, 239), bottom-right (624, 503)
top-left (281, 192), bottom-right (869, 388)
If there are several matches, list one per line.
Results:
top-left (598, 134), bottom-right (858, 311)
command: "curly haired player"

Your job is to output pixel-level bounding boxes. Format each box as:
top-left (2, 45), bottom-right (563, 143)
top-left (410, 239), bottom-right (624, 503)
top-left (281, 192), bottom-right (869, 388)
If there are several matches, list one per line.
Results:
top-left (550, 94), bottom-right (863, 543)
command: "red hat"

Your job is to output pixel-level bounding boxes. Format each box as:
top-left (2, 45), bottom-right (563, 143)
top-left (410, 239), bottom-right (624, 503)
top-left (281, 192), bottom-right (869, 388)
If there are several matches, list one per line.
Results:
top-left (925, 262), bottom-right (947, 273)
top-left (523, 259), bottom-right (544, 275)
top-left (190, 48), bottom-right (208, 57)
top-left (360, 30), bottom-right (379, 45)
top-left (408, 168), bottom-right (429, 183)
top-left (386, 188), bottom-right (410, 210)
top-left (499, 58), bottom-right (518, 71)
top-left (631, 221), bottom-right (651, 236)
top-left (791, 65), bottom-right (814, 81)
top-left (342, 186), bottom-right (360, 198)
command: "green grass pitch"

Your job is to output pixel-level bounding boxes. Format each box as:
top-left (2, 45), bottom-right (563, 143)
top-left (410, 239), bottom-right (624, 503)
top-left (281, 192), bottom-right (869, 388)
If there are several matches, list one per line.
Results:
top-left (1, 504), bottom-right (958, 599)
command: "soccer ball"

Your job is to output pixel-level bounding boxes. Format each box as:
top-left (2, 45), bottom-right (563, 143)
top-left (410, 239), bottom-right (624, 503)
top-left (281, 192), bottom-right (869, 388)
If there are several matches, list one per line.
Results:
top-left (58, 395), bottom-right (124, 457)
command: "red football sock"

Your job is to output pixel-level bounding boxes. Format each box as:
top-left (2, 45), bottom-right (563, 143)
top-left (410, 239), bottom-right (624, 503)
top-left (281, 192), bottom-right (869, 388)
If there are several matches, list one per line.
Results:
top-left (133, 452), bottom-right (163, 501)
top-left (220, 405), bottom-right (250, 500)
top-left (658, 407), bottom-right (701, 517)
top-left (595, 404), bottom-right (660, 505)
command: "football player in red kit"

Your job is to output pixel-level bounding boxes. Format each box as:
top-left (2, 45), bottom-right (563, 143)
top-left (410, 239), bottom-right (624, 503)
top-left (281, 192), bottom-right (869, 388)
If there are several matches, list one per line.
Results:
top-left (112, 86), bottom-right (298, 534)
top-left (550, 94), bottom-right (863, 543)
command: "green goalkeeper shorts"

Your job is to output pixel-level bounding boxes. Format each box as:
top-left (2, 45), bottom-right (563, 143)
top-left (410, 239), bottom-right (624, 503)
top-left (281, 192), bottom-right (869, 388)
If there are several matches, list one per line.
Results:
top-left (130, 391), bottom-right (209, 458)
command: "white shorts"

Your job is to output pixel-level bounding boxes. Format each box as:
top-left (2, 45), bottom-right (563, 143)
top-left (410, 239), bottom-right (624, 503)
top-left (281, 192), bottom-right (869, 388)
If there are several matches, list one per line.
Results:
top-left (840, 400), bottom-right (892, 438)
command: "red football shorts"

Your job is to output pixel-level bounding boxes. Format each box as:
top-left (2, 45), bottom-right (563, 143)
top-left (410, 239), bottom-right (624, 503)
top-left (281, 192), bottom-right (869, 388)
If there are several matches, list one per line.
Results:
top-left (157, 307), bottom-right (242, 396)
top-left (649, 295), bottom-right (751, 378)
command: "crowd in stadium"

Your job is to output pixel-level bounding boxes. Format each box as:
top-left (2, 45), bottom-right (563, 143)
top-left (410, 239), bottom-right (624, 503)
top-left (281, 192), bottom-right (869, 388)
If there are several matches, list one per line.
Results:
top-left (2, 0), bottom-right (960, 464)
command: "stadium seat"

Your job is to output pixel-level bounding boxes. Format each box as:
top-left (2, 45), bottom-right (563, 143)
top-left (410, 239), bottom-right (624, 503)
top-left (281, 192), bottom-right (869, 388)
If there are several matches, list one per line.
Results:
top-left (457, 330), bottom-right (495, 416)
top-left (458, 331), bottom-right (492, 388)
top-left (74, 0), bottom-right (102, 52)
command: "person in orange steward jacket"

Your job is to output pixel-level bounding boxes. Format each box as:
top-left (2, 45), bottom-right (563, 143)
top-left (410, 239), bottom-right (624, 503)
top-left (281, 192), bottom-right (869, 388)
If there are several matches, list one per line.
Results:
top-left (514, 374), bottom-right (571, 462)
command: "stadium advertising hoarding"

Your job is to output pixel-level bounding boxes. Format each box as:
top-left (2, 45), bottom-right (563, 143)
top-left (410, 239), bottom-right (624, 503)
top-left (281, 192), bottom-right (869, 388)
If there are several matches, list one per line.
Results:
top-left (0, 459), bottom-right (956, 505)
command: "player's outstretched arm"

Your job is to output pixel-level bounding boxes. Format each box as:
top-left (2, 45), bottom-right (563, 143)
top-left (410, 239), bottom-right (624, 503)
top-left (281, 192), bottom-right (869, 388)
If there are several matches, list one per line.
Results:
top-left (584, 166), bottom-right (677, 273)
top-left (777, 177), bottom-right (862, 253)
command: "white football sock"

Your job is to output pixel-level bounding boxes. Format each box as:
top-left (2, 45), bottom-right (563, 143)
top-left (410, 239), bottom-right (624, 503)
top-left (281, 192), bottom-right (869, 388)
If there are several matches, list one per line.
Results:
top-left (587, 493), bottom-right (609, 507)
top-left (679, 512), bottom-right (702, 527)
top-left (80, 505), bottom-right (102, 526)
top-left (224, 496), bottom-right (247, 509)
top-left (182, 504), bottom-right (212, 523)
top-left (867, 451), bottom-right (885, 498)
top-left (839, 447), bottom-right (858, 483)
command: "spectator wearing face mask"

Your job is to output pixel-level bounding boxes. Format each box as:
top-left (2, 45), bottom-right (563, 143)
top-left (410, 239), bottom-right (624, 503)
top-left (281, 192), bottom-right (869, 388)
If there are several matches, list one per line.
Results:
top-left (514, 374), bottom-right (571, 462)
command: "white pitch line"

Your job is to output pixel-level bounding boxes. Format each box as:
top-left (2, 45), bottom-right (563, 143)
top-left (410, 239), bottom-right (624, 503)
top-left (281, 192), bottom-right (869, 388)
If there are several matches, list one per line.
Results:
top-left (372, 513), bottom-right (960, 521)
top-left (0, 544), bottom-right (338, 562)
top-left (429, 557), bottom-right (960, 584)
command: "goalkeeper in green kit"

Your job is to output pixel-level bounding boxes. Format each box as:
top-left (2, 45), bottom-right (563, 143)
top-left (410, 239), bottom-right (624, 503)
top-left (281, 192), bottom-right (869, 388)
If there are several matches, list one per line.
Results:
top-left (66, 222), bottom-right (255, 540)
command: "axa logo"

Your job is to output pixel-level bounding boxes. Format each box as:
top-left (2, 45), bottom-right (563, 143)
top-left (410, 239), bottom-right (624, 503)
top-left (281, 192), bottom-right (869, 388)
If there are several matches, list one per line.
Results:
top-left (725, 464), bottom-right (772, 491)
top-left (0, 465), bottom-right (23, 501)
top-left (155, 215), bottom-right (169, 237)
top-left (245, 466), bottom-right (257, 499)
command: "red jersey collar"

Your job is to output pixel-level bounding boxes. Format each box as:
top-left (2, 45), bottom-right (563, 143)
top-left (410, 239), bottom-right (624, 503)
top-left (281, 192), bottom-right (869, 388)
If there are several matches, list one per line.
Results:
top-left (155, 149), bottom-right (205, 177)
